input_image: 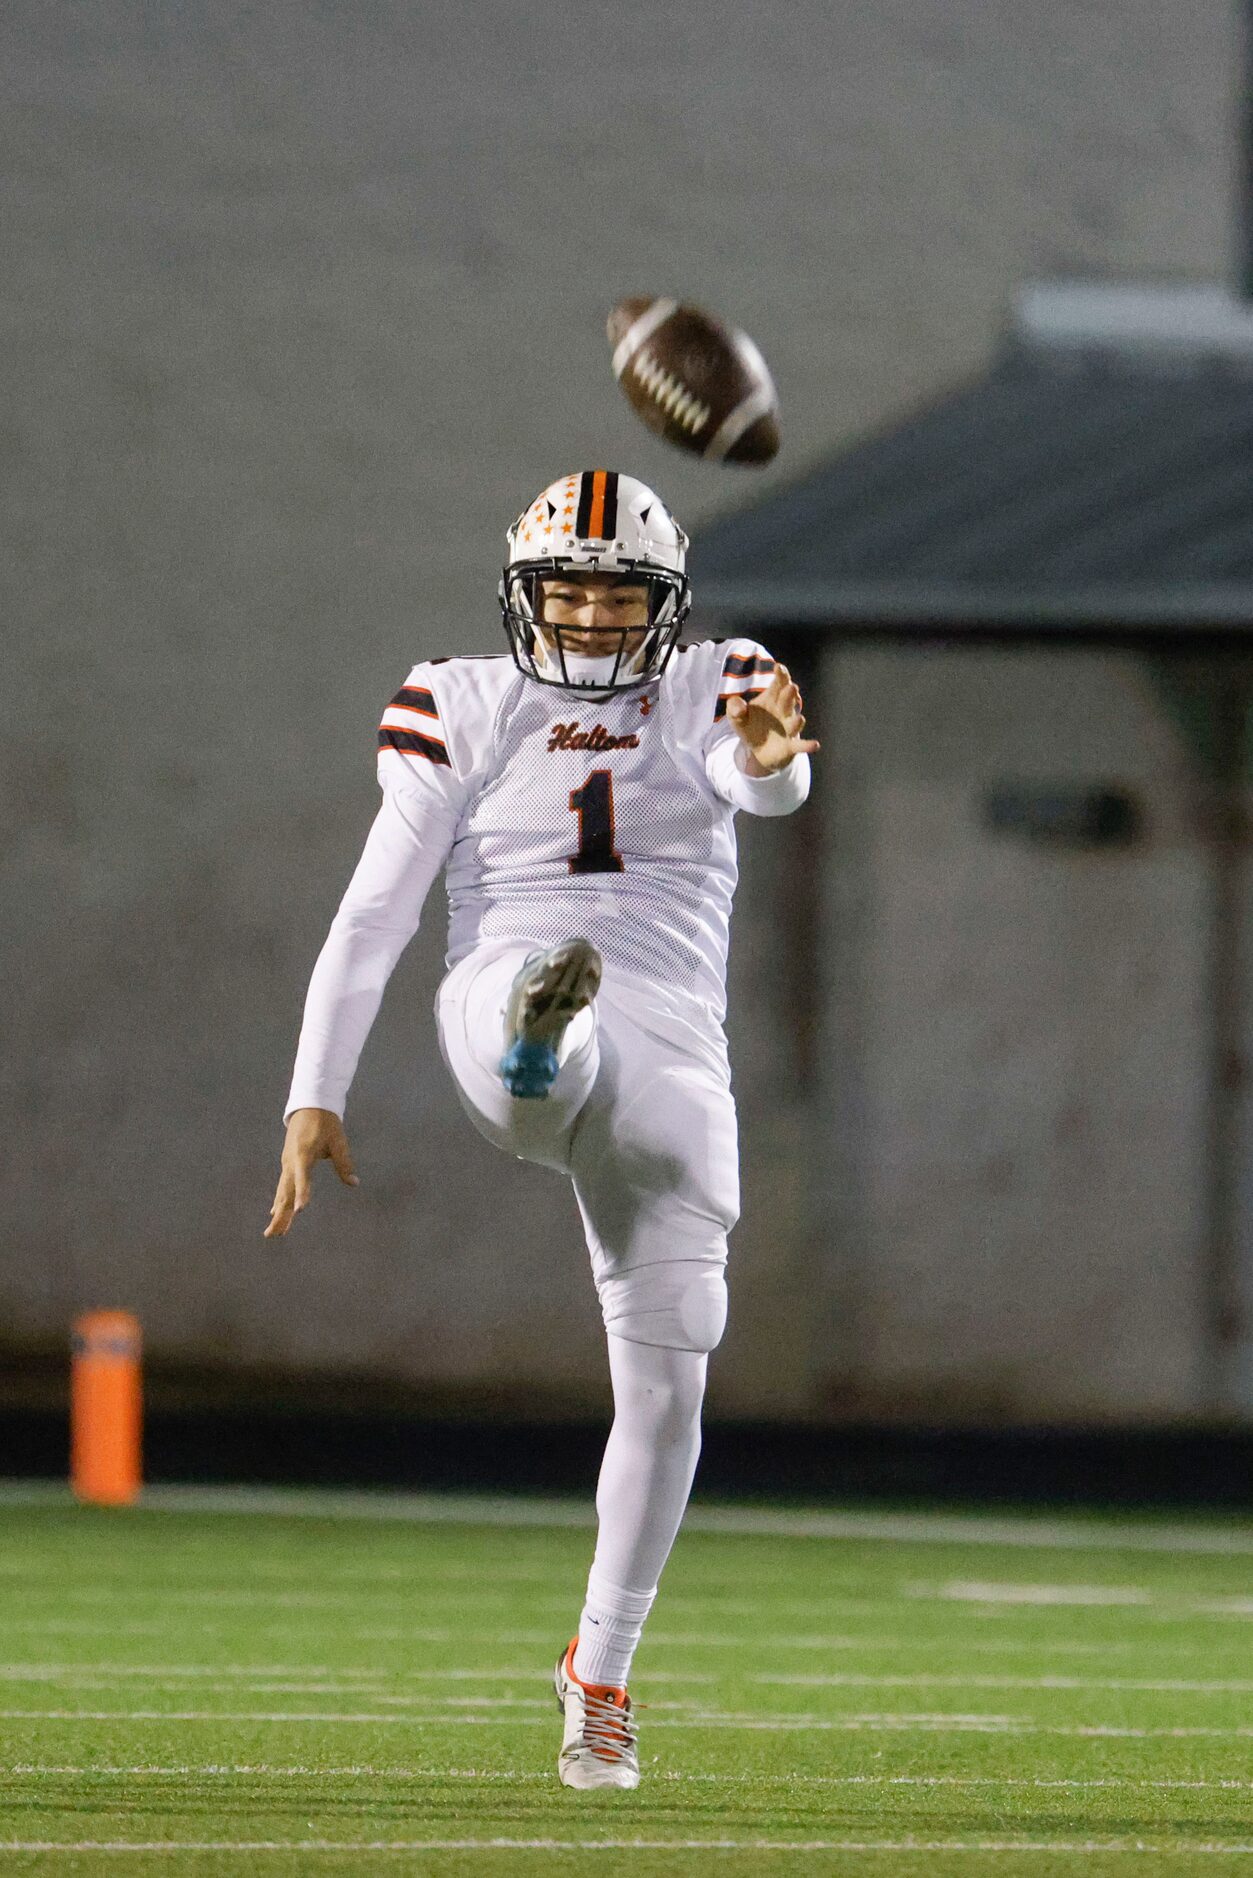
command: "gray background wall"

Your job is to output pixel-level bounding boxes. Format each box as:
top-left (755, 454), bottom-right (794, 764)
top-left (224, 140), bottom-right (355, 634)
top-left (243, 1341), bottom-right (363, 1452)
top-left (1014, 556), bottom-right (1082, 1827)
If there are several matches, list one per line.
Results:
top-left (2, 0), bottom-right (1240, 1419)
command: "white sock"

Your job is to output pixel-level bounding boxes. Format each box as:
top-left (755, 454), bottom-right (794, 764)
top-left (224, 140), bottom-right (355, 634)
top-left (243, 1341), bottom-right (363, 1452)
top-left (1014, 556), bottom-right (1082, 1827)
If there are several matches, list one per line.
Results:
top-left (572, 1574), bottom-right (655, 1689)
top-left (572, 1337), bottom-right (707, 1690)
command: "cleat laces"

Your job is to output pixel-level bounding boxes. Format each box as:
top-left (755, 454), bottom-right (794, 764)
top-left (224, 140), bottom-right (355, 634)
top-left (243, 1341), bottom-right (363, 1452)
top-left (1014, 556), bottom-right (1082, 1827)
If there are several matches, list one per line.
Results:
top-left (571, 1686), bottom-right (637, 1765)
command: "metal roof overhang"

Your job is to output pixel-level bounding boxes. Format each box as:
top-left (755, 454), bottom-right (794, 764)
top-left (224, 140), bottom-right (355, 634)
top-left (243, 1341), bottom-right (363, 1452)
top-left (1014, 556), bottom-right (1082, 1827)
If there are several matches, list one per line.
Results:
top-left (697, 579), bottom-right (1253, 636)
top-left (692, 282), bottom-right (1253, 647)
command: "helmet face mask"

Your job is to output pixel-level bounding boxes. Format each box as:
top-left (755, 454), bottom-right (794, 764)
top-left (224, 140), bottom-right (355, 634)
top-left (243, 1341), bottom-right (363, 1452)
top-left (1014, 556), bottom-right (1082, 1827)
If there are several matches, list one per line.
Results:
top-left (499, 471), bottom-right (691, 700)
top-left (502, 561), bottom-right (687, 697)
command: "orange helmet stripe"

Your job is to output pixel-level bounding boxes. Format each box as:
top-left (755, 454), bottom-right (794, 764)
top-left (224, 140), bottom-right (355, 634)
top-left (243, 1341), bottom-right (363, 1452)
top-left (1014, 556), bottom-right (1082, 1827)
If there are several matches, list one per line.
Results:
top-left (587, 469), bottom-right (607, 538)
top-left (574, 469), bottom-right (618, 541)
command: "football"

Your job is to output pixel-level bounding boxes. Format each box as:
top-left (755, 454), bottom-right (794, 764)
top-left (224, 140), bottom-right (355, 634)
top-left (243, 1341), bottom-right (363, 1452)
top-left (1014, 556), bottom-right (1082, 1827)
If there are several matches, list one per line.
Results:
top-left (607, 297), bottom-right (781, 465)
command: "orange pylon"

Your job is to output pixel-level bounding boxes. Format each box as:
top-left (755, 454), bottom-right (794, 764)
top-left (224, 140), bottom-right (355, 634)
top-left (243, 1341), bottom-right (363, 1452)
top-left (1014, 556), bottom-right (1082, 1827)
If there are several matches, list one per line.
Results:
top-left (70, 1310), bottom-right (142, 1506)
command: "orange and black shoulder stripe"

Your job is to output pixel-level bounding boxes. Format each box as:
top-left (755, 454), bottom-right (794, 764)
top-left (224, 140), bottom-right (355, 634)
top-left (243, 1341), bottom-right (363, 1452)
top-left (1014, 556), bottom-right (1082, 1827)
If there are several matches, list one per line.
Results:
top-left (379, 680), bottom-right (450, 766)
top-left (723, 651), bottom-right (776, 679)
top-left (575, 469), bottom-right (620, 541)
top-left (387, 684), bottom-right (439, 719)
top-left (714, 646), bottom-right (775, 719)
top-left (379, 725), bottom-right (450, 765)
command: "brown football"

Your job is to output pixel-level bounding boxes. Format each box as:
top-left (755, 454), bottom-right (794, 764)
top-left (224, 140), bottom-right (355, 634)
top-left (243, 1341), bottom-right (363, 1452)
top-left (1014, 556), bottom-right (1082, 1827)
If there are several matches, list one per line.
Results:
top-left (607, 297), bottom-right (780, 465)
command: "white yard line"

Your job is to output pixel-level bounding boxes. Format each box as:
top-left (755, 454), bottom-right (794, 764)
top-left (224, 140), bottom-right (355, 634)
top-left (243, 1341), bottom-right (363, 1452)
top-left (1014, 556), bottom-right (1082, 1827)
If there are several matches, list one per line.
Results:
top-left (3, 1838), bottom-right (1253, 1855)
top-left (0, 1561), bottom-right (556, 1586)
top-left (908, 1583), bottom-right (1253, 1619)
top-left (2, 1664), bottom-right (1244, 1696)
top-left (0, 1666), bottom-right (717, 1689)
top-left (16, 1587), bottom-right (874, 1622)
top-left (754, 1673), bottom-right (1253, 1693)
top-left (0, 1712), bottom-right (568, 1727)
top-left (0, 1626), bottom-right (1233, 1659)
top-left (2, 1623), bottom-right (1147, 1653)
top-left (4, 1478), bottom-right (1251, 1556)
top-left (55, 1588), bottom-right (407, 1610)
top-left (0, 1621), bottom-right (178, 1638)
top-left (8, 1603), bottom-right (1251, 1641)
top-left (13, 1694), bottom-right (562, 1710)
top-left (3, 1706), bottom-right (1253, 1736)
top-left (910, 1581), bottom-right (1154, 1606)
top-left (7, 1618), bottom-right (1243, 1651)
top-left (6, 1766), bottom-right (1253, 1791)
top-left (0, 1664), bottom-right (382, 1680)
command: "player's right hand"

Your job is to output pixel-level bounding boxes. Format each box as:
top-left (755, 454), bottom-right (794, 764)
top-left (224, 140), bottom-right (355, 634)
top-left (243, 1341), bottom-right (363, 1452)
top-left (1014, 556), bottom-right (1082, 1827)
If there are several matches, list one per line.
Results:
top-left (265, 1107), bottom-right (359, 1238)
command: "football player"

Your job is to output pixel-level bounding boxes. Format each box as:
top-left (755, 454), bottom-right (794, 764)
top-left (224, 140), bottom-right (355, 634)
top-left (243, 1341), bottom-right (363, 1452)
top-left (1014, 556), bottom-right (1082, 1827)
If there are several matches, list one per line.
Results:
top-left (266, 470), bottom-right (817, 1788)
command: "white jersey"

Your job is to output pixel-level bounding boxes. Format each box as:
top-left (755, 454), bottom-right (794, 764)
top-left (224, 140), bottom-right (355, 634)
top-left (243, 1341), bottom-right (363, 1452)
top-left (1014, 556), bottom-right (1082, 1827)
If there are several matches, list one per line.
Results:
top-left (285, 638), bottom-right (809, 1119)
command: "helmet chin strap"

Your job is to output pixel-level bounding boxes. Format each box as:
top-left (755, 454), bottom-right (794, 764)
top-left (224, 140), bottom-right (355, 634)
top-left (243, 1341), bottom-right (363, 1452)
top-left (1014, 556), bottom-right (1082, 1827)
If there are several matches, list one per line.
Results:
top-left (560, 651), bottom-right (637, 684)
top-left (533, 638), bottom-right (648, 688)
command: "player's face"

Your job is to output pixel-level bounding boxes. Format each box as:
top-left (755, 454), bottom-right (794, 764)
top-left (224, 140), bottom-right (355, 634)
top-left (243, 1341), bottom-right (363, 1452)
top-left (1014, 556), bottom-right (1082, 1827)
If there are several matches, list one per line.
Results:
top-left (536, 574), bottom-right (651, 659)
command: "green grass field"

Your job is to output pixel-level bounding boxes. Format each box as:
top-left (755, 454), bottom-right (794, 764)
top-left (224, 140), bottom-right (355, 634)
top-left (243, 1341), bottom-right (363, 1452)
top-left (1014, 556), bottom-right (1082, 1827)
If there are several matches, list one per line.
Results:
top-left (0, 1483), bottom-right (1251, 1875)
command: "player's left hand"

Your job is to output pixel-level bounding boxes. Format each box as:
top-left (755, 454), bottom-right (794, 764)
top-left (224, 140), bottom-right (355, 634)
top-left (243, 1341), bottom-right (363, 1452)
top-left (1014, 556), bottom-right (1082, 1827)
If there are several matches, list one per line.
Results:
top-left (725, 664), bottom-right (820, 775)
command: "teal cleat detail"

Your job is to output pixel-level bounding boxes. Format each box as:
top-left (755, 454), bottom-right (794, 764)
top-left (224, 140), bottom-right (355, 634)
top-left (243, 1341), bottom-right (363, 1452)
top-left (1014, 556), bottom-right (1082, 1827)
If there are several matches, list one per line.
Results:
top-left (499, 938), bottom-right (602, 1102)
top-left (500, 1038), bottom-right (561, 1099)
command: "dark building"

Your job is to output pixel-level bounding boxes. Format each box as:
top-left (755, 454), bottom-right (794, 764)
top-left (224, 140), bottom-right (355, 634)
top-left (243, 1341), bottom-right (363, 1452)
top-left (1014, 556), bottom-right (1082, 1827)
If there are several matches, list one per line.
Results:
top-left (695, 283), bottom-right (1253, 1426)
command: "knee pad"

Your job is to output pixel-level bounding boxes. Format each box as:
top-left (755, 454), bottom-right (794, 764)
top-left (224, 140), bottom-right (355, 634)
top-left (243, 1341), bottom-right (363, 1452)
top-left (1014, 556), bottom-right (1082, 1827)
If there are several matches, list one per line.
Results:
top-left (600, 1260), bottom-right (728, 1354)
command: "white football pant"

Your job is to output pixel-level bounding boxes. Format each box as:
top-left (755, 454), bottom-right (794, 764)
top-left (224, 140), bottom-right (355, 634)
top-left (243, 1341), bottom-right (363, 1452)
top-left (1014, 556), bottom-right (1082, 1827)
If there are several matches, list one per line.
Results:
top-left (434, 940), bottom-right (736, 1354)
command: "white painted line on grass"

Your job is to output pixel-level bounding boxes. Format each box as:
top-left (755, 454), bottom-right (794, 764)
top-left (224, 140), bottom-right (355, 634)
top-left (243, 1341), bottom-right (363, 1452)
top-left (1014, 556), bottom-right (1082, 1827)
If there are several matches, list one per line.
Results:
top-left (911, 1581), bottom-right (1154, 1606)
top-left (755, 1673), bottom-right (1253, 1693)
top-left (0, 1664), bottom-right (382, 1681)
top-left (4, 1706), bottom-right (1253, 1736)
top-left (23, 1620), bottom-right (1170, 1654)
top-left (0, 1621), bottom-right (177, 1639)
top-left (59, 1588), bottom-right (392, 1611)
top-left (7, 1766), bottom-right (1253, 1792)
top-left (4, 1687), bottom-right (696, 1711)
top-left (5, 1478), bottom-right (1252, 1556)
top-left (0, 1710), bottom-right (546, 1727)
top-left (3, 1838), bottom-right (1253, 1855)
top-left (0, 1627), bottom-right (1233, 1662)
top-left (0, 1564), bottom-right (569, 1592)
top-left (1, 1693), bottom-right (557, 1711)
top-left (0, 1664), bottom-right (718, 1687)
top-left (35, 1667), bottom-right (1240, 1701)
top-left (909, 1582), bottom-right (1253, 1620)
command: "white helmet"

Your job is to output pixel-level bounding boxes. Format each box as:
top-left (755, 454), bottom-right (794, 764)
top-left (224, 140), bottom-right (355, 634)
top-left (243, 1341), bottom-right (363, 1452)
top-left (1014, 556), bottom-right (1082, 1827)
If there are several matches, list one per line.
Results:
top-left (499, 470), bottom-right (691, 697)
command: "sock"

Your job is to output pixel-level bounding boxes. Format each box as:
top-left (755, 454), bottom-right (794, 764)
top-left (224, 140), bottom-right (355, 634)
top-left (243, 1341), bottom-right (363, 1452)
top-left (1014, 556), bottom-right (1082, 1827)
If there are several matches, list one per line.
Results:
top-left (571, 1337), bottom-right (707, 1690)
top-left (572, 1574), bottom-right (655, 1689)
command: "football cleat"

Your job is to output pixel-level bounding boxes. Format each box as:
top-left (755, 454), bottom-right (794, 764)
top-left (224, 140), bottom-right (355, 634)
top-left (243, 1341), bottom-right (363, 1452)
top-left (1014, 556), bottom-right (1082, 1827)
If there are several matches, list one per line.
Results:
top-left (499, 939), bottom-right (602, 1099)
top-left (553, 1636), bottom-right (640, 1790)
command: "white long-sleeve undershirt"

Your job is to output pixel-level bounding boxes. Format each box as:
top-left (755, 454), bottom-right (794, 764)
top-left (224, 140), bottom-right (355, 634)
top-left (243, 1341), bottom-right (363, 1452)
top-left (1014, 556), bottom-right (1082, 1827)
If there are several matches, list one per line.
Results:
top-left (705, 737), bottom-right (811, 817)
top-left (284, 783), bottom-right (458, 1121)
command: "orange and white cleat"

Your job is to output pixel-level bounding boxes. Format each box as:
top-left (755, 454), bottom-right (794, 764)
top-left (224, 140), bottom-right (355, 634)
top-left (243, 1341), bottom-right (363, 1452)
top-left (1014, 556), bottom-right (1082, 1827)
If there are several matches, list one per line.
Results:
top-left (553, 1636), bottom-right (640, 1790)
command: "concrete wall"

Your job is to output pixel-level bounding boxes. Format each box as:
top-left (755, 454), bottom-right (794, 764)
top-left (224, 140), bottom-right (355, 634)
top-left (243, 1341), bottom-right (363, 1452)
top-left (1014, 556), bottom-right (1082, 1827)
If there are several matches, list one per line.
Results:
top-left (1, 0), bottom-right (1238, 1416)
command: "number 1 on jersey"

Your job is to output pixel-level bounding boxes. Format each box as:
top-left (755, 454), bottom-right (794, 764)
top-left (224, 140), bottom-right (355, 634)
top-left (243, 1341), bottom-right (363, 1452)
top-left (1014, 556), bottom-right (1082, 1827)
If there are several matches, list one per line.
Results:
top-left (568, 769), bottom-right (625, 875)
